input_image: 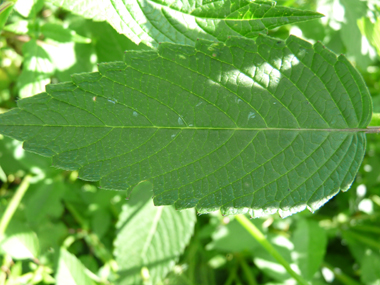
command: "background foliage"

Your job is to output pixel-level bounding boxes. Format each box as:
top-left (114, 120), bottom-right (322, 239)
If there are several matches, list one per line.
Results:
top-left (0, 0), bottom-right (380, 284)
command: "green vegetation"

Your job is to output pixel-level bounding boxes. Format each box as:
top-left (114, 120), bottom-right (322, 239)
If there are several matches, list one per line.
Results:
top-left (0, 0), bottom-right (380, 284)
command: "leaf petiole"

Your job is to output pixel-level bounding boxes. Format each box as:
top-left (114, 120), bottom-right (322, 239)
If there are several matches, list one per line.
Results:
top-left (0, 175), bottom-right (31, 238)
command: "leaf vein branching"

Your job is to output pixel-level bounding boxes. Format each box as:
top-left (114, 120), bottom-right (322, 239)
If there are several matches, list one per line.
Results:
top-left (218, 132), bottom-right (331, 209)
top-left (281, 134), bottom-right (353, 207)
top-left (198, 46), bottom-right (302, 127)
top-left (301, 135), bottom-right (356, 207)
top-left (147, 0), bottom-right (318, 21)
top-left (152, 130), bottom-right (237, 187)
top-left (74, 129), bottom-right (159, 175)
top-left (98, 129), bottom-right (185, 185)
top-left (101, 67), bottom-right (189, 127)
top-left (109, 0), bottom-right (143, 43)
top-left (45, 89), bottom-right (108, 126)
top-left (206, 132), bottom-right (303, 209)
top-left (161, 8), bottom-right (196, 43)
top-left (311, 51), bottom-right (352, 126)
top-left (135, 0), bottom-right (178, 44)
top-left (162, 48), bottom-right (265, 127)
top-left (156, 130), bottom-right (259, 199)
top-left (287, 43), bottom-right (350, 127)
top-left (127, 64), bottom-right (236, 127)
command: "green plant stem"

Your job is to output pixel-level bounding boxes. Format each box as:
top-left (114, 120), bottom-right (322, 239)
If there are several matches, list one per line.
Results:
top-left (235, 214), bottom-right (309, 285)
top-left (0, 175), bottom-right (31, 237)
top-left (224, 263), bottom-right (238, 285)
top-left (236, 254), bottom-right (257, 285)
top-left (322, 262), bottom-right (361, 285)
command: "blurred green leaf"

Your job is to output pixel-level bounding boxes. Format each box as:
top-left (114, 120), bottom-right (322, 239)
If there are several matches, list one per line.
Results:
top-left (17, 40), bottom-right (54, 98)
top-left (3, 19), bottom-right (29, 34)
top-left (13, 0), bottom-right (43, 18)
top-left (206, 218), bottom-right (263, 253)
top-left (87, 20), bottom-right (148, 63)
top-left (41, 23), bottom-right (92, 44)
top-left (339, 0), bottom-right (374, 68)
top-left (25, 180), bottom-right (66, 226)
top-left (358, 16), bottom-right (380, 57)
top-left (253, 234), bottom-right (296, 282)
top-left (0, 221), bottom-right (40, 260)
top-left (55, 247), bottom-right (94, 285)
top-left (0, 1), bottom-right (14, 30)
top-left (36, 221), bottom-right (67, 254)
top-left (114, 182), bottom-right (196, 285)
top-left (292, 219), bottom-right (327, 280)
top-left (90, 208), bottom-right (111, 239)
top-left (0, 136), bottom-right (57, 181)
top-left (361, 250), bottom-right (380, 285)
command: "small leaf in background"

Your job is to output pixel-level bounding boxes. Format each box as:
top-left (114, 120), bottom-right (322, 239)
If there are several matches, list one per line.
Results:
top-left (358, 15), bottom-right (380, 57)
top-left (35, 221), bottom-right (67, 255)
top-left (291, 219), bottom-right (327, 280)
top-left (114, 181), bottom-right (196, 285)
top-left (3, 19), bottom-right (29, 34)
top-left (339, 0), bottom-right (376, 68)
top-left (361, 250), bottom-right (380, 285)
top-left (0, 221), bottom-right (40, 260)
top-left (41, 23), bottom-right (91, 44)
top-left (55, 247), bottom-right (94, 285)
top-left (90, 208), bottom-right (111, 239)
top-left (17, 39), bottom-right (54, 98)
top-left (46, 0), bottom-right (323, 47)
top-left (24, 180), bottom-right (66, 226)
top-left (0, 136), bottom-right (58, 180)
top-left (342, 228), bottom-right (380, 284)
top-left (0, 1), bottom-right (15, 30)
top-left (206, 218), bottom-right (263, 253)
top-left (87, 20), bottom-right (148, 63)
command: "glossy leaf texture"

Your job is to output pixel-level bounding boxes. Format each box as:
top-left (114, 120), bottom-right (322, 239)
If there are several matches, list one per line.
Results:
top-left (0, 35), bottom-right (372, 217)
top-left (46, 0), bottom-right (323, 48)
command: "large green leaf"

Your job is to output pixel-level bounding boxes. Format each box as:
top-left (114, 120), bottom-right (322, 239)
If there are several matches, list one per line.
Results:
top-left (0, 35), bottom-right (372, 217)
top-left (114, 182), bottom-right (196, 284)
top-left (47, 0), bottom-right (323, 47)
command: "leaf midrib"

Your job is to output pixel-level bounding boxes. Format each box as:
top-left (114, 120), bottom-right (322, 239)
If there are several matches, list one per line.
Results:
top-left (7, 124), bottom-right (369, 132)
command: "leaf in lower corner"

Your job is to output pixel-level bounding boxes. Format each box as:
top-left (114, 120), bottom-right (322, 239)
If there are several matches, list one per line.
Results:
top-left (55, 247), bottom-right (94, 285)
top-left (0, 221), bottom-right (40, 260)
top-left (46, 0), bottom-right (323, 47)
top-left (114, 182), bottom-right (196, 285)
top-left (0, 35), bottom-right (372, 217)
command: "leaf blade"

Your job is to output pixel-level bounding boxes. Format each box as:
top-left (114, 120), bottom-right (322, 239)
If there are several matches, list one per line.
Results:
top-left (0, 35), bottom-right (371, 216)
